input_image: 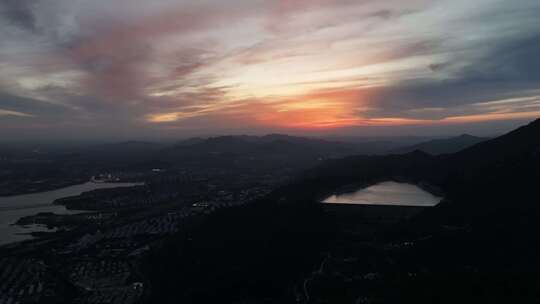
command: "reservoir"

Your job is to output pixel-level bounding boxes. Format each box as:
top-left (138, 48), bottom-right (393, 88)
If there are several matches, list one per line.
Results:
top-left (322, 181), bottom-right (441, 207)
top-left (0, 181), bottom-right (141, 246)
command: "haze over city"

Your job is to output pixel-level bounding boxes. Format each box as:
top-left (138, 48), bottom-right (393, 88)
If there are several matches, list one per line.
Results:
top-left (1, 0), bottom-right (540, 140)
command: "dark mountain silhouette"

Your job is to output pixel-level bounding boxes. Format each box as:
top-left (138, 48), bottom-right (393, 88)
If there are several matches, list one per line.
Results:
top-left (294, 118), bottom-right (540, 198)
top-left (392, 134), bottom-right (489, 155)
top-left (303, 118), bottom-right (540, 302)
top-left (162, 134), bottom-right (358, 161)
top-left (327, 135), bottom-right (440, 155)
top-left (142, 118), bottom-right (540, 304)
top-left (430, 117), bottom-right (540, 219)
top-left (446, 118), bottom-right (540, 166)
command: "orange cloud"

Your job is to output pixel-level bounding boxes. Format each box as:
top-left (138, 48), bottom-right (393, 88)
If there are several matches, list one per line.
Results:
top-left (441, 111), bottom-right (540, 124)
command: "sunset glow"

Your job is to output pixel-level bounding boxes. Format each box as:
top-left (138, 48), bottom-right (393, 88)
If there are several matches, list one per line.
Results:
top-left (1, 0), bottom-right (539, 139)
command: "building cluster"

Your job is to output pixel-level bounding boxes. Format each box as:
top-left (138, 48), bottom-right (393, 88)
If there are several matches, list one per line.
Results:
top-left (56, 186), bottom-right (171, 211)
top-left (2, 165), bottom-right (290, 303)
top-left (74, 283), bottom-right (143, 304)
top-left (63, 259), bottom-right (143, 304)
top-left (0, 258), bottom-right (53, 304)
top-left (67, 259), bottom-right (130, 287)
top-left (103, 212), bottom-right (182, 239)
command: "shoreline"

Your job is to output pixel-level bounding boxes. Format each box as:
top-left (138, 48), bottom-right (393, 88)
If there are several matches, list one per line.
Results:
top-left (0, 181), bottom-right (143, 248)
top-left (318, 178), bottom-right (444, 205)
top-left (0, 178), bottom-right (89, 198)
top-left (0, 179), bottom-right (144, 198)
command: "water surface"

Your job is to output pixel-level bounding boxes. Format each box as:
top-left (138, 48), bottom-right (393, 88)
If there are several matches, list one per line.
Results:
top-left (0, 182), bottom-right (141, 245)
top-left (323, 181), bottom-right (441, 207)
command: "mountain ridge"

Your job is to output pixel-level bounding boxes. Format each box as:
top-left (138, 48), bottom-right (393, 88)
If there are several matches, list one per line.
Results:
top-left (392, 134), bottom-right (489, 155)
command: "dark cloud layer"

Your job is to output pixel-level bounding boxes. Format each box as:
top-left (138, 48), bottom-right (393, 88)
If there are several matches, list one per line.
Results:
top-left (0, 0), bottom-right (37, 31)
top-left (364, 30), bottom-right (540, 119)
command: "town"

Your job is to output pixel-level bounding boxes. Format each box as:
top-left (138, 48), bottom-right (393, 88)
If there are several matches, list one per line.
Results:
top-left (0, 165), bottom-right (282, 303)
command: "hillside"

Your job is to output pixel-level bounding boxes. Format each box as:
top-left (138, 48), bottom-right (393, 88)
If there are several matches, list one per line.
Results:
top-left (159, 134), bottom-right (360, 170)
top-left (142, 118), bottom-right (540, 304)
top-left (392, 134), bottom-right (489, 155)
top-left (303, 118), bottom-right (540, 303)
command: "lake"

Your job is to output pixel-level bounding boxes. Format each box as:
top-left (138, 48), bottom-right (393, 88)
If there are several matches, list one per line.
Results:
top-left (322, 181), bottom-right (442, 207)
top-left (0, 181), bottom-right (142, 246)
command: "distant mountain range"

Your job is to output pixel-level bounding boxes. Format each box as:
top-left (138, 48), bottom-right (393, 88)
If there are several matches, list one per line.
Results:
top-left (158, 134), bottom-right (360, 171)
top-left (169, 134), bottom-right (356, 154)
top-left (2, 133), bottom-right (492, 164)
top-left (391, 134), bottom-right (489, 155)
top-left (294, 118), bottom-right (540, 200)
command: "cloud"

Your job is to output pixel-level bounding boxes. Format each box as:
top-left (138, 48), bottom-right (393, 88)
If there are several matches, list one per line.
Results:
top-left (0, 92), bottom-right (75, 118)
top-left (0, 0), bottom-right (539, 139)
top-left (362, 29), bottom-right (540, 120)
top-left (0, 109), bottom-right (33, 117)
top-left (0, 0), bottom-right (37, 31)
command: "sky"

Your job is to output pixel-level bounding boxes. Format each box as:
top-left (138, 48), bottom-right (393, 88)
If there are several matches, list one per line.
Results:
top-left (0, 0), bottom-right (539, 140)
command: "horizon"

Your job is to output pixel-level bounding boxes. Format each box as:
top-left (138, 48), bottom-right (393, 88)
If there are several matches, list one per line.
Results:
top-left (0, 118), bottom-right (533, 145)
top-left (0, 126), bottom-right (507, 146)
top-left (1, 1), bottom-right (540, 140)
